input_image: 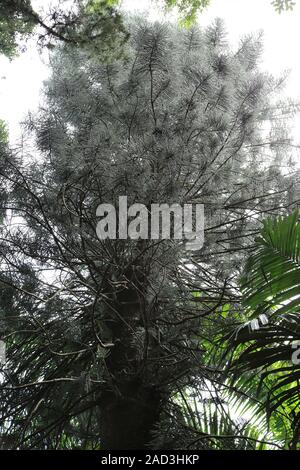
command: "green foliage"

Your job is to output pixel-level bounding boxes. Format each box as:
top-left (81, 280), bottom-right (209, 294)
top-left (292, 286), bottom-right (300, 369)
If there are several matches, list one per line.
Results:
top-left (164, 0), bottom-right (210, 26)
top-left (0, 0), bottom-right (128, 60)
top-left (163, 0), bottom-right (297, 25)
top-left (85, 0), bottom-right (120, 13)
top-left (272, 0), bottom-right (296, 13)
top-left (0, 0), bottom-right (296, 60)
top-left (242, 209), bottom-right (300, 319)
top-left (177, 395), bottom-right (274, 450)
top-left (227, 210), bottom-right (300, 449)
top-left (0, 0), bottom-right (36, 58)
top-left (77, 0), bottom-right (129, 60)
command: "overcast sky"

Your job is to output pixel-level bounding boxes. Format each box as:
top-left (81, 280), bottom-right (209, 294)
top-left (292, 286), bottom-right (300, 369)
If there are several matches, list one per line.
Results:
top-left (1, 0), bottom-right (300, 143)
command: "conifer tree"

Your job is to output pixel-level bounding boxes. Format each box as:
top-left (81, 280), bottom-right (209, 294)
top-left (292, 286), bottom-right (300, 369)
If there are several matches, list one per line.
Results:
top-left (0, 19), bottom-right (297, 449)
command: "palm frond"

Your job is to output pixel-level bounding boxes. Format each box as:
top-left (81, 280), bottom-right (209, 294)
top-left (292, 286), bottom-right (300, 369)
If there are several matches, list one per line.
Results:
top-left (227, 210), bottom-right (300, 449)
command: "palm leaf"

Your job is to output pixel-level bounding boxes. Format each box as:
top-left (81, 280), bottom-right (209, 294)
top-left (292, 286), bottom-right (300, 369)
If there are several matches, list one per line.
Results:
top-left (227, 209), bottom-right (300, 448)
top-left (241, 209), bottom-right (300, 318)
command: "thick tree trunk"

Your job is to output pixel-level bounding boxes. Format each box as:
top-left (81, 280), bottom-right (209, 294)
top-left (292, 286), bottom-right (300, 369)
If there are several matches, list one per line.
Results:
top-left (101, 383), bottom-right (161, 450)
top-left (99, 267), bottom-right (163, 450)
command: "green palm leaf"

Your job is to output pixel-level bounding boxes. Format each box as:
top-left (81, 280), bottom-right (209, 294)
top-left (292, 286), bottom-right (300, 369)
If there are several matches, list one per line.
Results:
top-left (227, 210), bottom-right (300, 449)
top-left (241, 209), bottom-right (300, 319)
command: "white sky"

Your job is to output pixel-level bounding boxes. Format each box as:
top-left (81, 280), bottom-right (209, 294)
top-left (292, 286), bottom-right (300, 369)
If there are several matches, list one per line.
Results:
top-left (1, 0), bottom-right (300, 143)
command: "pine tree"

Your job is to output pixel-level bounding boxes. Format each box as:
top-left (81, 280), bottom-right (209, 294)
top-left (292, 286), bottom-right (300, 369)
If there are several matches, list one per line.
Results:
top-left (0, 19), bottom-right (297, 449)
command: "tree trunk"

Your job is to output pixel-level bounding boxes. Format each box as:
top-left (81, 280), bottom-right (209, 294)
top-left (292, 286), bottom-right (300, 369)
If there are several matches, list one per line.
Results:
top-left (100, 383), bottom-right (161, 450)
top-left (99, 266), bottom-right (162, 449)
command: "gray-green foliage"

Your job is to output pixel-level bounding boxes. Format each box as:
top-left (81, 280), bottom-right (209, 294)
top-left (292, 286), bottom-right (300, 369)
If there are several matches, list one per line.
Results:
top-left (0, 120), bottom-right (8, 224)
top-left (0, 0), bottom-right (128, 59)
top-left (0, 19), bottom-right (297, 449)
top-left (272, 0), bottom-right (296, 13)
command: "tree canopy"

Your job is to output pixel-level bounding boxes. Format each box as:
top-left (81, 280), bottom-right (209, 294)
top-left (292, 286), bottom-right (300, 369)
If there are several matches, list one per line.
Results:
top-left (0, 1), bottom-right (297, 59)
top-left (164, 0), bottom-right (297, 24)
top-left (0, 17), bottom-right (298, 449)
top-left (0, 0), bottom-right (128, 59)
